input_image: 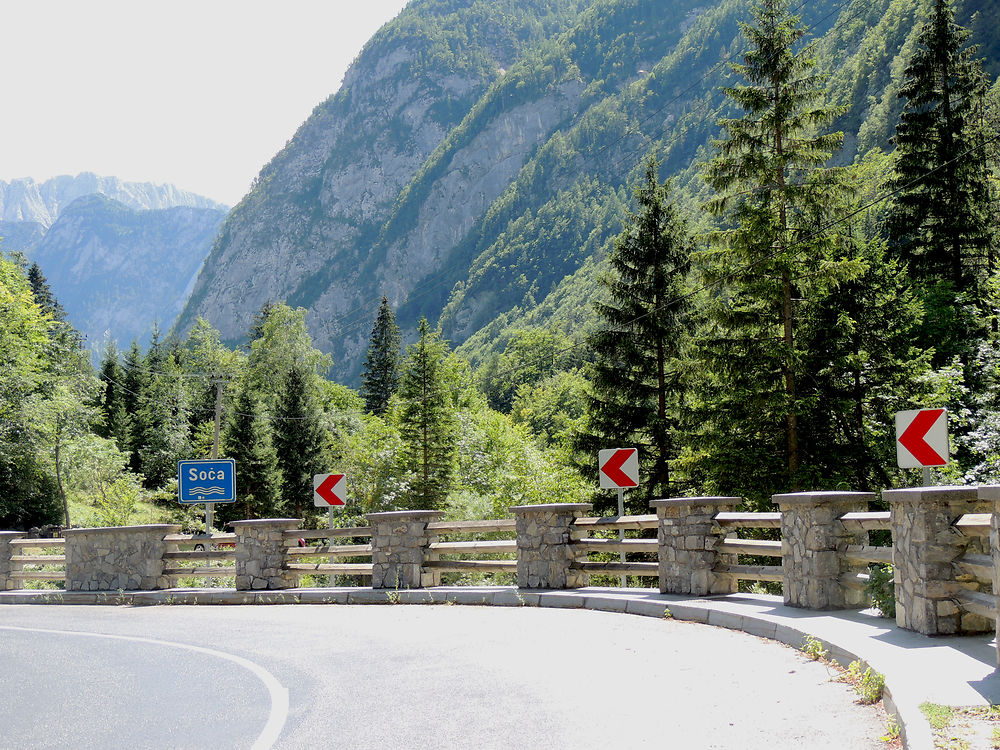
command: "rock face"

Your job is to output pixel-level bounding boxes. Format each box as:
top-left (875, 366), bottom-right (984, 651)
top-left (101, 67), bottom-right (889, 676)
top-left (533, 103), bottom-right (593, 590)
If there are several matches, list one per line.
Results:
top-left (176, 0), bottom-right (1000, 384)
top-left (31, 194), bottom-right (226, 349)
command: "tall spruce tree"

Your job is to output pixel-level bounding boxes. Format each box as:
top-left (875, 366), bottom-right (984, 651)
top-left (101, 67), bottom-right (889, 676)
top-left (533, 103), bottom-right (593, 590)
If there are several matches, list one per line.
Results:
top-left (95, 339), bottom-right (131, 452)
top-left (398, 318), bottom-right (457, 510)
top-left (580, 157), bottom-right (692, 506)
top-left (697, 0), bottom-right (846, 498)
top-left (221, 384), bottom-right (282, 523)
top-left (885, 0), bottom-right (992, 365)
top-left (887, 0), bottom-right (991, 291)
top-left (273, 366), bottom-right (325, 518)
top-left (360, 297), bottom-right (402, 416)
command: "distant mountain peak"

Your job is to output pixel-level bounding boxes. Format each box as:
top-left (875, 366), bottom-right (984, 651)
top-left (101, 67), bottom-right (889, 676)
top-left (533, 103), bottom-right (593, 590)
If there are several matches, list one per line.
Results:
top-left (0, 173), bottom-right (228, 229)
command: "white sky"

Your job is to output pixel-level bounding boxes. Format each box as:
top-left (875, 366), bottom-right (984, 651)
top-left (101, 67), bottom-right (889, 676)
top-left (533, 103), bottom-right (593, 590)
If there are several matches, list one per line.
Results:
top-left (0, 0), bottom-right (411, 207)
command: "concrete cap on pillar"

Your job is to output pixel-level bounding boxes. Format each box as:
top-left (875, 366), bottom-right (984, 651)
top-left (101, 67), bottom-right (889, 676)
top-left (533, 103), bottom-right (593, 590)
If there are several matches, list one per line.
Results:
top-left (649, 496), bottom-right (742, 509)
top-left (510, 503), bottom-right (593, 514)
top-left (881, 485), bottom-right (978, 504)
top-left (365, 510), bottom-right (445, 522)
top-left (977, 485), bottom-right (1000, 501)
top-left (773, 491), bottom-right (875, 507)
top-left (229, 519), bottom-right (301, 528)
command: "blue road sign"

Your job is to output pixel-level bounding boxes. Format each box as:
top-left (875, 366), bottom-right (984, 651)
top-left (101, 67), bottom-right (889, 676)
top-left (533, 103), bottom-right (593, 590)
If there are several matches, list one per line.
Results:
top-left (178, 459), bottom-right (236, 504)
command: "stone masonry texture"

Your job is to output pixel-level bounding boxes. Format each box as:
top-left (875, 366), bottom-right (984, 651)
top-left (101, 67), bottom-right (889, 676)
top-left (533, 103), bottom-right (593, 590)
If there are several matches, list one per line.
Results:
top-left (775, 491), bottom-right (870, 610)
top-left (886, 486), bottom-right (992, 635)
top-left (231, 519), bottom-right (300, 591)
top-left (650, 497), bottom-right (740, 596)
top-left (65, 525), bottom-right (180, 591)
top-left (512, 503), bottom-right (592, 589)
top-left (0, 532), bottom-right (26, 590)
top-left (367, 511), bottom-right (444, 589)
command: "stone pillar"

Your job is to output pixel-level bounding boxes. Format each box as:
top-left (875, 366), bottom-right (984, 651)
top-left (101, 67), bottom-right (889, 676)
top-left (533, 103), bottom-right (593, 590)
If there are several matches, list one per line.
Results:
top-left (512, 503), bottom-right (592, 589)
top-left (885, 485), bottom-right (991, 635)
top-left (367, 510), bottom-right (444, 590)
top-left (775, 491), bottom-right (871, 610)
top-left (0, 532), bottom-right (26, 590)
top-left (981, 485), bottom-right (1000, 668)
top-left (650, 497), bottom-right (740, 596)
top-left (231, 519), bottom-right (300, 591)
top-left (64, 525), bottom-right (181, 591)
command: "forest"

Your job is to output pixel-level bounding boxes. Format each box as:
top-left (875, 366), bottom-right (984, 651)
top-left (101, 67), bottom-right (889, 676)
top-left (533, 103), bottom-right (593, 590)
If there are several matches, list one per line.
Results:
top-left (2, 0), bottom-right (999, 532)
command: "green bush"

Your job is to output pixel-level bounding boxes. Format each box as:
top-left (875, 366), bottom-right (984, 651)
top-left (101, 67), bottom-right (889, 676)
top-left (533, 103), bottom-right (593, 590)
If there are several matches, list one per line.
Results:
top-left (866, 564), bottom-right (896, 618)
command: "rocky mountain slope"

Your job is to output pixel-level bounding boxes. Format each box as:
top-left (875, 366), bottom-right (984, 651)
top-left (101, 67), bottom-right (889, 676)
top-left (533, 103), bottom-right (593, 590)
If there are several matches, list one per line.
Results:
top-left (30, 194), bottom-right (226, 350)
top-left (0, 173), bottom-right (225, 229)
top-left (176, 0), bottom-right (1000, 384)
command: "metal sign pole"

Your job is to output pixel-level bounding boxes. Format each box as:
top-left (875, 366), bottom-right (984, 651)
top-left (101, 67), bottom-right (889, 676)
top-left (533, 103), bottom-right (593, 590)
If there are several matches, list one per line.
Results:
top-left (617, 487), bottom-right (626, 588)
top-left (922, 467), bottom-right (932, 487)
top-left (329, 506), bottom-right (334, 531)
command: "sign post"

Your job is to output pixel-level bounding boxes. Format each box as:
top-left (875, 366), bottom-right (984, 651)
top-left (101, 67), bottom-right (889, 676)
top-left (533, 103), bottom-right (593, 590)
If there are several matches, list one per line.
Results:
top-left (598, 448), bottom-right (639, 586)
top-left (314, 473), bottom-right (346, 529)
top-left (895, 408), bottom-right (949, 486)
top-left (178, 459), bottom-right (237, 532)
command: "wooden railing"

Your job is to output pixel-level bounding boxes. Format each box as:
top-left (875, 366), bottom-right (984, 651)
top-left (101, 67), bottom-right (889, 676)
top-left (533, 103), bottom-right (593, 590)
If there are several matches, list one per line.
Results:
top-left (570, 514), bottom-right (659, 579)
top-left (8, 537), bottom-right (66, 586)
top-left (426, 519), bottom-right (517, 579)
top-left (713, 512), bottom-right (783, 584)
top-left (162, 532), bottom-right (236, 581)
top-left (952, 514), bottom-right (996, 620)
top-left (283, 527), bottom-right (374, 583)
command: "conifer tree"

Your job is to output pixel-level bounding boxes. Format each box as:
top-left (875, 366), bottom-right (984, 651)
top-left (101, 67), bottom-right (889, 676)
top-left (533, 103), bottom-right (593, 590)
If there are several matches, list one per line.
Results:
top-left (697, 0), bottom-right (847, 496)
top-left (273, 366), bottom-right (325, 518)
top-left (221, 385), bottom-right (282, 523)
top-left (360, 297), bottom-right (402, 416)
top-left (580, 157), bottom-right (692, 504)
top-left (398, 318), bottom-right (457, 509)
top-left (887, 0), bottom-right (991, 292)
top-left (27, 263), bottom-right (66, 322)
top-left (96, 339), bottom-right (131, 451)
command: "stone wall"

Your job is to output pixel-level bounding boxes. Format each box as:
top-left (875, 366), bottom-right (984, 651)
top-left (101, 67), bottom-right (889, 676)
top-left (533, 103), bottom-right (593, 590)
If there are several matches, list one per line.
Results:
top-left (650, 497), bottom-right (739, 596)
top-left (231, 519), bottom-right (300, 591)
top-left (368, 511), bottom-right (443, 589)
top-left (512, 503), bottom-right (592, 589)
top-left (885, 486), bottom-right (992, 635)
top-left (64, 525), bottom-right (180, 591)
top-left (776, 492), bottom-right (870, 610)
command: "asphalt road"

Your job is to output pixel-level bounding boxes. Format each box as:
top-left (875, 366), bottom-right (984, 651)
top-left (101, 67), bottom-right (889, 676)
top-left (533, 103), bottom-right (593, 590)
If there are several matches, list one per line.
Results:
top-left (0, 603), bottom-right (887, 749)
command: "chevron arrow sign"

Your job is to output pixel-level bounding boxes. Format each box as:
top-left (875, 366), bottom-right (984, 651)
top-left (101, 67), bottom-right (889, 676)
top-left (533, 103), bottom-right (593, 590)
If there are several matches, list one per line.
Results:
top-left (895, 409), bottom-right (949, 469)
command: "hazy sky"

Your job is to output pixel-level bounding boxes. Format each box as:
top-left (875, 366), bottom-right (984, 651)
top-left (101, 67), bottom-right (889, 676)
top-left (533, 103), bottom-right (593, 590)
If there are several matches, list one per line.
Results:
top-left (0, 1), bottom-right (410, 206)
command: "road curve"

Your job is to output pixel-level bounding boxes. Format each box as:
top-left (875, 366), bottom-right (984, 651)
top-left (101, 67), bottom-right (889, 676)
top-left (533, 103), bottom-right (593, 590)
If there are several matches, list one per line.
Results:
top-left (0, 604), bottom-right (886, 749)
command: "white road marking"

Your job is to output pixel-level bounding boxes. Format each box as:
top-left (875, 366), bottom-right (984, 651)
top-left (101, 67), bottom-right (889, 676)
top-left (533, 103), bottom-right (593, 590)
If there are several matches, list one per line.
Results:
top-left (0, 625), bottom-right (289, 750)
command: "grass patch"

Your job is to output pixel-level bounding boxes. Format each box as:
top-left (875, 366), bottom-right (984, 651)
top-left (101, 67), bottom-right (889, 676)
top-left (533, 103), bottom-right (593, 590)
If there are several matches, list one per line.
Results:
top-left (919, 703), bottom-right (1000, 749)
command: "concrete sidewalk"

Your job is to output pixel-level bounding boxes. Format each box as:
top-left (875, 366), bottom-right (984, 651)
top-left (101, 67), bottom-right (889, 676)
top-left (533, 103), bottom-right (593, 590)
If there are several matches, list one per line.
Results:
top-left (3, 584), bottom-right (996, 749)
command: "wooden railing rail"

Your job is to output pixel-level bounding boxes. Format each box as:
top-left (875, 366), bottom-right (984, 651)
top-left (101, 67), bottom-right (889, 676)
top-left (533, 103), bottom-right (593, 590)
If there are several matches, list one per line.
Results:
top-left (162, 533), bottom-right (236, 580)
top-left (426, 519), bottom-right (516, 579)
top-left (8, 538), bottom-right (67, 585)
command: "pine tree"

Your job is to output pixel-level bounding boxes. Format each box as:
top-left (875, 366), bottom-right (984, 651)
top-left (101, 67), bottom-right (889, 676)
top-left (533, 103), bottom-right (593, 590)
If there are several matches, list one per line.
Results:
top-left (697, 0), bottom-right (847, 497)
top-left (121, 341), bottom-right (150, 476)
top-left (220, 385), bottom-right (282, 523)
top-left (360, 297), bottom-right (402, 416)
top-left (580, 157), bottom-right (692, 505)
top-left (135, 345), bottom-right (191, 488)
top-left (95, 339), bottom-right (132, 451)
top-left (887, 0), bottom-right (991, 292)
top-left (398, 318), bottom-right (457, 510)
top-left (27, 263), bottom-right (66, 321)
top-left (273, 366), bottom-right (325, 518)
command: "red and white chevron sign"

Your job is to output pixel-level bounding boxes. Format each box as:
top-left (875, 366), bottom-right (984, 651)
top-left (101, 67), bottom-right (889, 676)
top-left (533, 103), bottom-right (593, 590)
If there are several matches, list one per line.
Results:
top-left (599, 448), bottom-right (639, 489)
top-left (895, 409), bottom-right (949, 468)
